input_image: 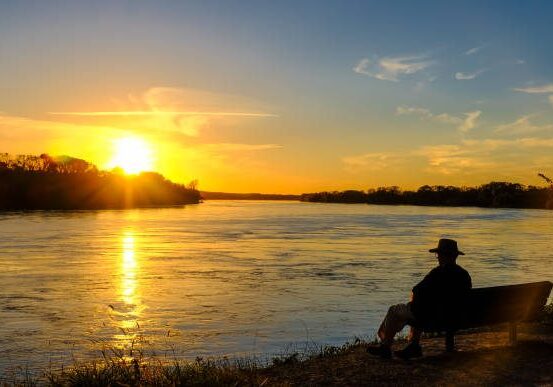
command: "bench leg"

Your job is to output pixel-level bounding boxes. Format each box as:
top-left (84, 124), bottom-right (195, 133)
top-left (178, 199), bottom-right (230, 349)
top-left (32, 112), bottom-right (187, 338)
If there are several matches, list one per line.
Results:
top-left (509, 323), bottom-right (517, 345)
top-left (445, 331), bottom-right (455, 352)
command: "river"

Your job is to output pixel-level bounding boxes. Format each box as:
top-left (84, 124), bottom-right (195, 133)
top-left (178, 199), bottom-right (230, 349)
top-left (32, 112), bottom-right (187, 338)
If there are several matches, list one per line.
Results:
top-left (0, 201), bottom-right (551, 373)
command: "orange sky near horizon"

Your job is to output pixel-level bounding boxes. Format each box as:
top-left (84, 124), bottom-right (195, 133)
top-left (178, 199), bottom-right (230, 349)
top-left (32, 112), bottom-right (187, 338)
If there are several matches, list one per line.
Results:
top-left (1, 84), bottom-right (552, 194)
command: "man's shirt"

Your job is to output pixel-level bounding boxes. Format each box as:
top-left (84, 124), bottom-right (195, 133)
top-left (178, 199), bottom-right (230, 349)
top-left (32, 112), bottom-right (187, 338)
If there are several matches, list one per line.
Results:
top-left (410, 263), bottom-right (472, 324)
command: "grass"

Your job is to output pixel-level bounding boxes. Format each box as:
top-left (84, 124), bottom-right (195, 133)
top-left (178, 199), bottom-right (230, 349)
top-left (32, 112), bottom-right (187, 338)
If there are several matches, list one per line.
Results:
top-left (1, 337), bottom-right (370, 386)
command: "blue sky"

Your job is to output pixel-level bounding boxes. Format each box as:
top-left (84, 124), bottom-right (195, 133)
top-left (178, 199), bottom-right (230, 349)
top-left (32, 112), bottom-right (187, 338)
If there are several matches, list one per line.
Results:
top-left (1, 1), bottom-right (553, 192)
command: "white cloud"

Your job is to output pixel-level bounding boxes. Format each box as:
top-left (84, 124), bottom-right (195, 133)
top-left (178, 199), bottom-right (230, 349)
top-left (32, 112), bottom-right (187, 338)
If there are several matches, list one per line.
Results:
top-left (201, 143), bottom-right (282, 152)
top-left (50, 87), bottom-right (276, 137)
top-left (495, 115), bottom-right (553, 135)
top-left (353, 58), bottom-right (371, 75)
top-left (396, 105), bottom-right (481, 132)
top-left (464, 45), bottom-right (485, 55)
top-left (343, 134), bottom-right (553, 178)
top-left (416, 136), bottom-right (553, 175)
top-left (462, 137), bottom-right (553, 149)
top-left (353, 55), bottom-right (433, 82)
top-left (50, 111), bottom-right (276, 118)
top-left (513, 84), bottom-right (553, 109)
top-left (342, 152), bottom-right (399, 173)
top-left (433, 113), bottom-right (463, 125)
top-left (457, 111), bottom-right (481, 133)
top-left (415, 144), bottom-right (494, 175)
top-left (454, 69), bottom-right (485, 80)
top-left (395, 106), bottom-right (433, 119)
top-left (513, 84), bottom-right (553, 94)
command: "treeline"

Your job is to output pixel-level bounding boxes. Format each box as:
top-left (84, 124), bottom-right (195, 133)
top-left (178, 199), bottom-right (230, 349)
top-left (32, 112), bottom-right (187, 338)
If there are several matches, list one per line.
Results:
top-left (0, 153), bottom-right (201, 210)
top-left (300, 181), bottom-right (553, 209)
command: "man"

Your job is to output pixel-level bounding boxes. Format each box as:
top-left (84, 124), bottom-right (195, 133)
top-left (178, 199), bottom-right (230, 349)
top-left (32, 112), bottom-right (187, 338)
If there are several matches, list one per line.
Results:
top-left (367, 238), bottom-right (472, 360)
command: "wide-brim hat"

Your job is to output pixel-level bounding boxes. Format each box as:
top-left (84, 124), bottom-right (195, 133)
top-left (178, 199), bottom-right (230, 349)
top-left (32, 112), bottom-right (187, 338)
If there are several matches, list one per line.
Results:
top-left (429, 238), bottom-right (464, 255)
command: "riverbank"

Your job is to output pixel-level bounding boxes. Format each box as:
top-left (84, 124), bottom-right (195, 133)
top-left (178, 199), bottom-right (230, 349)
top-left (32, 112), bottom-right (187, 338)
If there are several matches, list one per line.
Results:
top-left (0, 154), bottom-right (201, 209)
top-left (4, 319), bottom-right (552, 386)
top-left (301, 181), bottom-right (553, 210)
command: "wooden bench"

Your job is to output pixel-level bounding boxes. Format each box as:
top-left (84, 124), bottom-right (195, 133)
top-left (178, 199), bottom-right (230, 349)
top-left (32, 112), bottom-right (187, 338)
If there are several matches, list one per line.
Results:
top-left (419, 281), bottom-right (553, 351)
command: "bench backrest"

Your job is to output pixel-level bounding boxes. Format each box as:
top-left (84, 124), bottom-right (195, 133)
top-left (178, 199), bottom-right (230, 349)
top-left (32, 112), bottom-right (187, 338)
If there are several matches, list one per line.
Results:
top-left (458, 281), bottom-right (552, 329)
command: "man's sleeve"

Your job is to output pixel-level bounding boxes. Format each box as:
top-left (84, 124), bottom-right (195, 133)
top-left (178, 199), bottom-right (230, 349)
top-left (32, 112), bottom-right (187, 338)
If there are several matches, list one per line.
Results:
top-left (412, 268), bottom-right (437, 294)
top-left (466, 272), bottom-right (472, 290)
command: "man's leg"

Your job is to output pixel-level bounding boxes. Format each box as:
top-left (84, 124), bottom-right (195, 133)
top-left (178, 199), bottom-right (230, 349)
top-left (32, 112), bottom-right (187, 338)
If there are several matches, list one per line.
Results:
top-left (394, 327), bottom-right (423, 360)
top-left (377, 303), bottom-right (413, 346)
top-left (408, 326), bottom-right (422, 344)
top-left (368, 303), bottom-right (413, 358)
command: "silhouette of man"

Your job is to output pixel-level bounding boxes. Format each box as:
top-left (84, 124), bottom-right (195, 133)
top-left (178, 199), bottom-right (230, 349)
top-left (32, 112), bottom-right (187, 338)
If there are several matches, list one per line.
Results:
top-left (367, 238), bottom-right (472, 359)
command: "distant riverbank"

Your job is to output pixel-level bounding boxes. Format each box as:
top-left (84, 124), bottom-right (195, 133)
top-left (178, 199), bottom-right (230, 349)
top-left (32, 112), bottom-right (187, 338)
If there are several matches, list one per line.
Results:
top-left (301, 180), bottom-right (553, 210)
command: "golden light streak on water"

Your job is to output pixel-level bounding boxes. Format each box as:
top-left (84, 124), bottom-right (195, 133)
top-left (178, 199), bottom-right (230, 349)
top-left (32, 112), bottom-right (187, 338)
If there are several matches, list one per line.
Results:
top-left (121, 233), bottom-right (136, 305)
top-left (118, 230), bottom-right (141, 331)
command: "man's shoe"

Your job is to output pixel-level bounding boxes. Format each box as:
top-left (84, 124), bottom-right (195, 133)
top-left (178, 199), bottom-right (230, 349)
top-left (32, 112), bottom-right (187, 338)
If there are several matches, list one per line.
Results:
top-left (366, 344), bottom-right (392, 359)
top-left (394, 343), bottom-right (423, 360)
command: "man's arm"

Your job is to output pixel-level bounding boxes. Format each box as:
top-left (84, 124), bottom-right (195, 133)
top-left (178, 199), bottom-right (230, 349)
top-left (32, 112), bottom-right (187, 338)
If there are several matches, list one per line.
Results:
top-left (412, 268), bottom-right (438, 296)
top-left (466, 272), bottom-right (472, 290)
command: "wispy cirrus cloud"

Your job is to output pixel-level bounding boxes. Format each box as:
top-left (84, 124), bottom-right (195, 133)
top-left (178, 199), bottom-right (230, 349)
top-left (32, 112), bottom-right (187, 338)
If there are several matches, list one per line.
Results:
top-left (454, 69), bottom-right (486, 80)
top-left (343, 135), bottom-right (553, 177)
top-left (395, 106), bottom-right (481, 133)
top-left (457, 111), bottom-right (481, 133)
top-left (50, 111), bottom-right (277, 118)
top-left (513, 83), bottom-right (553, 94)
top-left (513, 83), bottom-right (553, 109)
top-left (495, 115), bottom-right (553, 135)
top-left (395, 106), bottom-right (433, 119)
top-left (416, 137), bottom-right (553, 175)
top-left (396, 106), bottom-right (462, 125)
top-left (50, 87), bottom-right (277, 137)
top-left (342, 152), bottom-right (398, 172)
top-left (464, 45), bottom-right (485, 55)
top-left (201, 143), bottom-right (282, 152)
top-left (0, 110), bottom-right (282, 155)
top-left (415, 143), bottom-right (496, 175)
top-left (353, 55), bottom-right (434, 82)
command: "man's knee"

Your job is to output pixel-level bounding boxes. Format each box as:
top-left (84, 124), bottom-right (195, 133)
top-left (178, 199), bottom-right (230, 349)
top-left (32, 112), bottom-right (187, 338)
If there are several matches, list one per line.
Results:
top-left (387, 303), bottom-right (405, 315)
top-left (386, 303), bottom-right (413, 322)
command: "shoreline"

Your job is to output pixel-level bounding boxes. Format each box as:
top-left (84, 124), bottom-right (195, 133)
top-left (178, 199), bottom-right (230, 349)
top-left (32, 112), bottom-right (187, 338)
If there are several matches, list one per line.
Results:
top-left (3, 321), bottom-right (552, 386)
top-left (4, 198), bottom-right (553, 213)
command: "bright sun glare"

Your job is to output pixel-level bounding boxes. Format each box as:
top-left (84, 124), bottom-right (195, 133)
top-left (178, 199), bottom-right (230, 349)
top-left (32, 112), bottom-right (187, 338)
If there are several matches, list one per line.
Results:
top-left (110, 137), bottom-right (153, 174)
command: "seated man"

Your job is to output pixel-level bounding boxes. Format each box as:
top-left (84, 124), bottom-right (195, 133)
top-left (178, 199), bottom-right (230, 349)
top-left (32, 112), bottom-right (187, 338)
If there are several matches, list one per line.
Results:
top-left (367, 238), bottom-right (472, 359)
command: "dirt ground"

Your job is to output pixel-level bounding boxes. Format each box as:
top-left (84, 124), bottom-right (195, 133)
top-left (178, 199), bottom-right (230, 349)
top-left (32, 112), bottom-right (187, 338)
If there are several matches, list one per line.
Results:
top-left (263, 328), bottom-right (553, 386)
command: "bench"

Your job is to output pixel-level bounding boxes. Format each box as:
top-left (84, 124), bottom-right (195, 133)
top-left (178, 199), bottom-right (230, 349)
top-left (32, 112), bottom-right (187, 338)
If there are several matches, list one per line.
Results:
top-left (419, 281), bottom-right (553, 351)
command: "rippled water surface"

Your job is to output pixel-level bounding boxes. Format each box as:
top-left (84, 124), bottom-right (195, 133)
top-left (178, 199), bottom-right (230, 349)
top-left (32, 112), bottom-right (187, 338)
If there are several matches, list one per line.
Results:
top-left (0, 201), bottom-right (552, 373)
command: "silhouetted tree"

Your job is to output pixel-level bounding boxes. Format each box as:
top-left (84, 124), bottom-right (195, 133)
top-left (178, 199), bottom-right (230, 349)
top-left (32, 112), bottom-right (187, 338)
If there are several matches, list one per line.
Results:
top-left (0, 153), bottom-right (201, 210)
top-left (538, 173), bottom-right (553, 209)
top-left (301, 179), bottom-right (552, 210)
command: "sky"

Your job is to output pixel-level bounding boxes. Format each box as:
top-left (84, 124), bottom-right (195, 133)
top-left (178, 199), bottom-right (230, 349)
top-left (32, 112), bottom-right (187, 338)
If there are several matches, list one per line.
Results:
top-left (1, 0), bottom-right (553, 193)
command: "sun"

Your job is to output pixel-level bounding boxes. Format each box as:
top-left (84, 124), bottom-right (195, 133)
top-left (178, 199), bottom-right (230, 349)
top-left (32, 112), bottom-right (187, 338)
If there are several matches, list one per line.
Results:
top-left (110, 137), bottom-right (153, 174)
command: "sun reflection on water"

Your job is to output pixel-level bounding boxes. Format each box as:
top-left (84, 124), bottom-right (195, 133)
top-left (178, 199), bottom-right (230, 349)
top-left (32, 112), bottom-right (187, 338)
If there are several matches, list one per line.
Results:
top-left (122, 234), bottom-right (137, 305)
top-left (118, 230), bottom-right (142, 330)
